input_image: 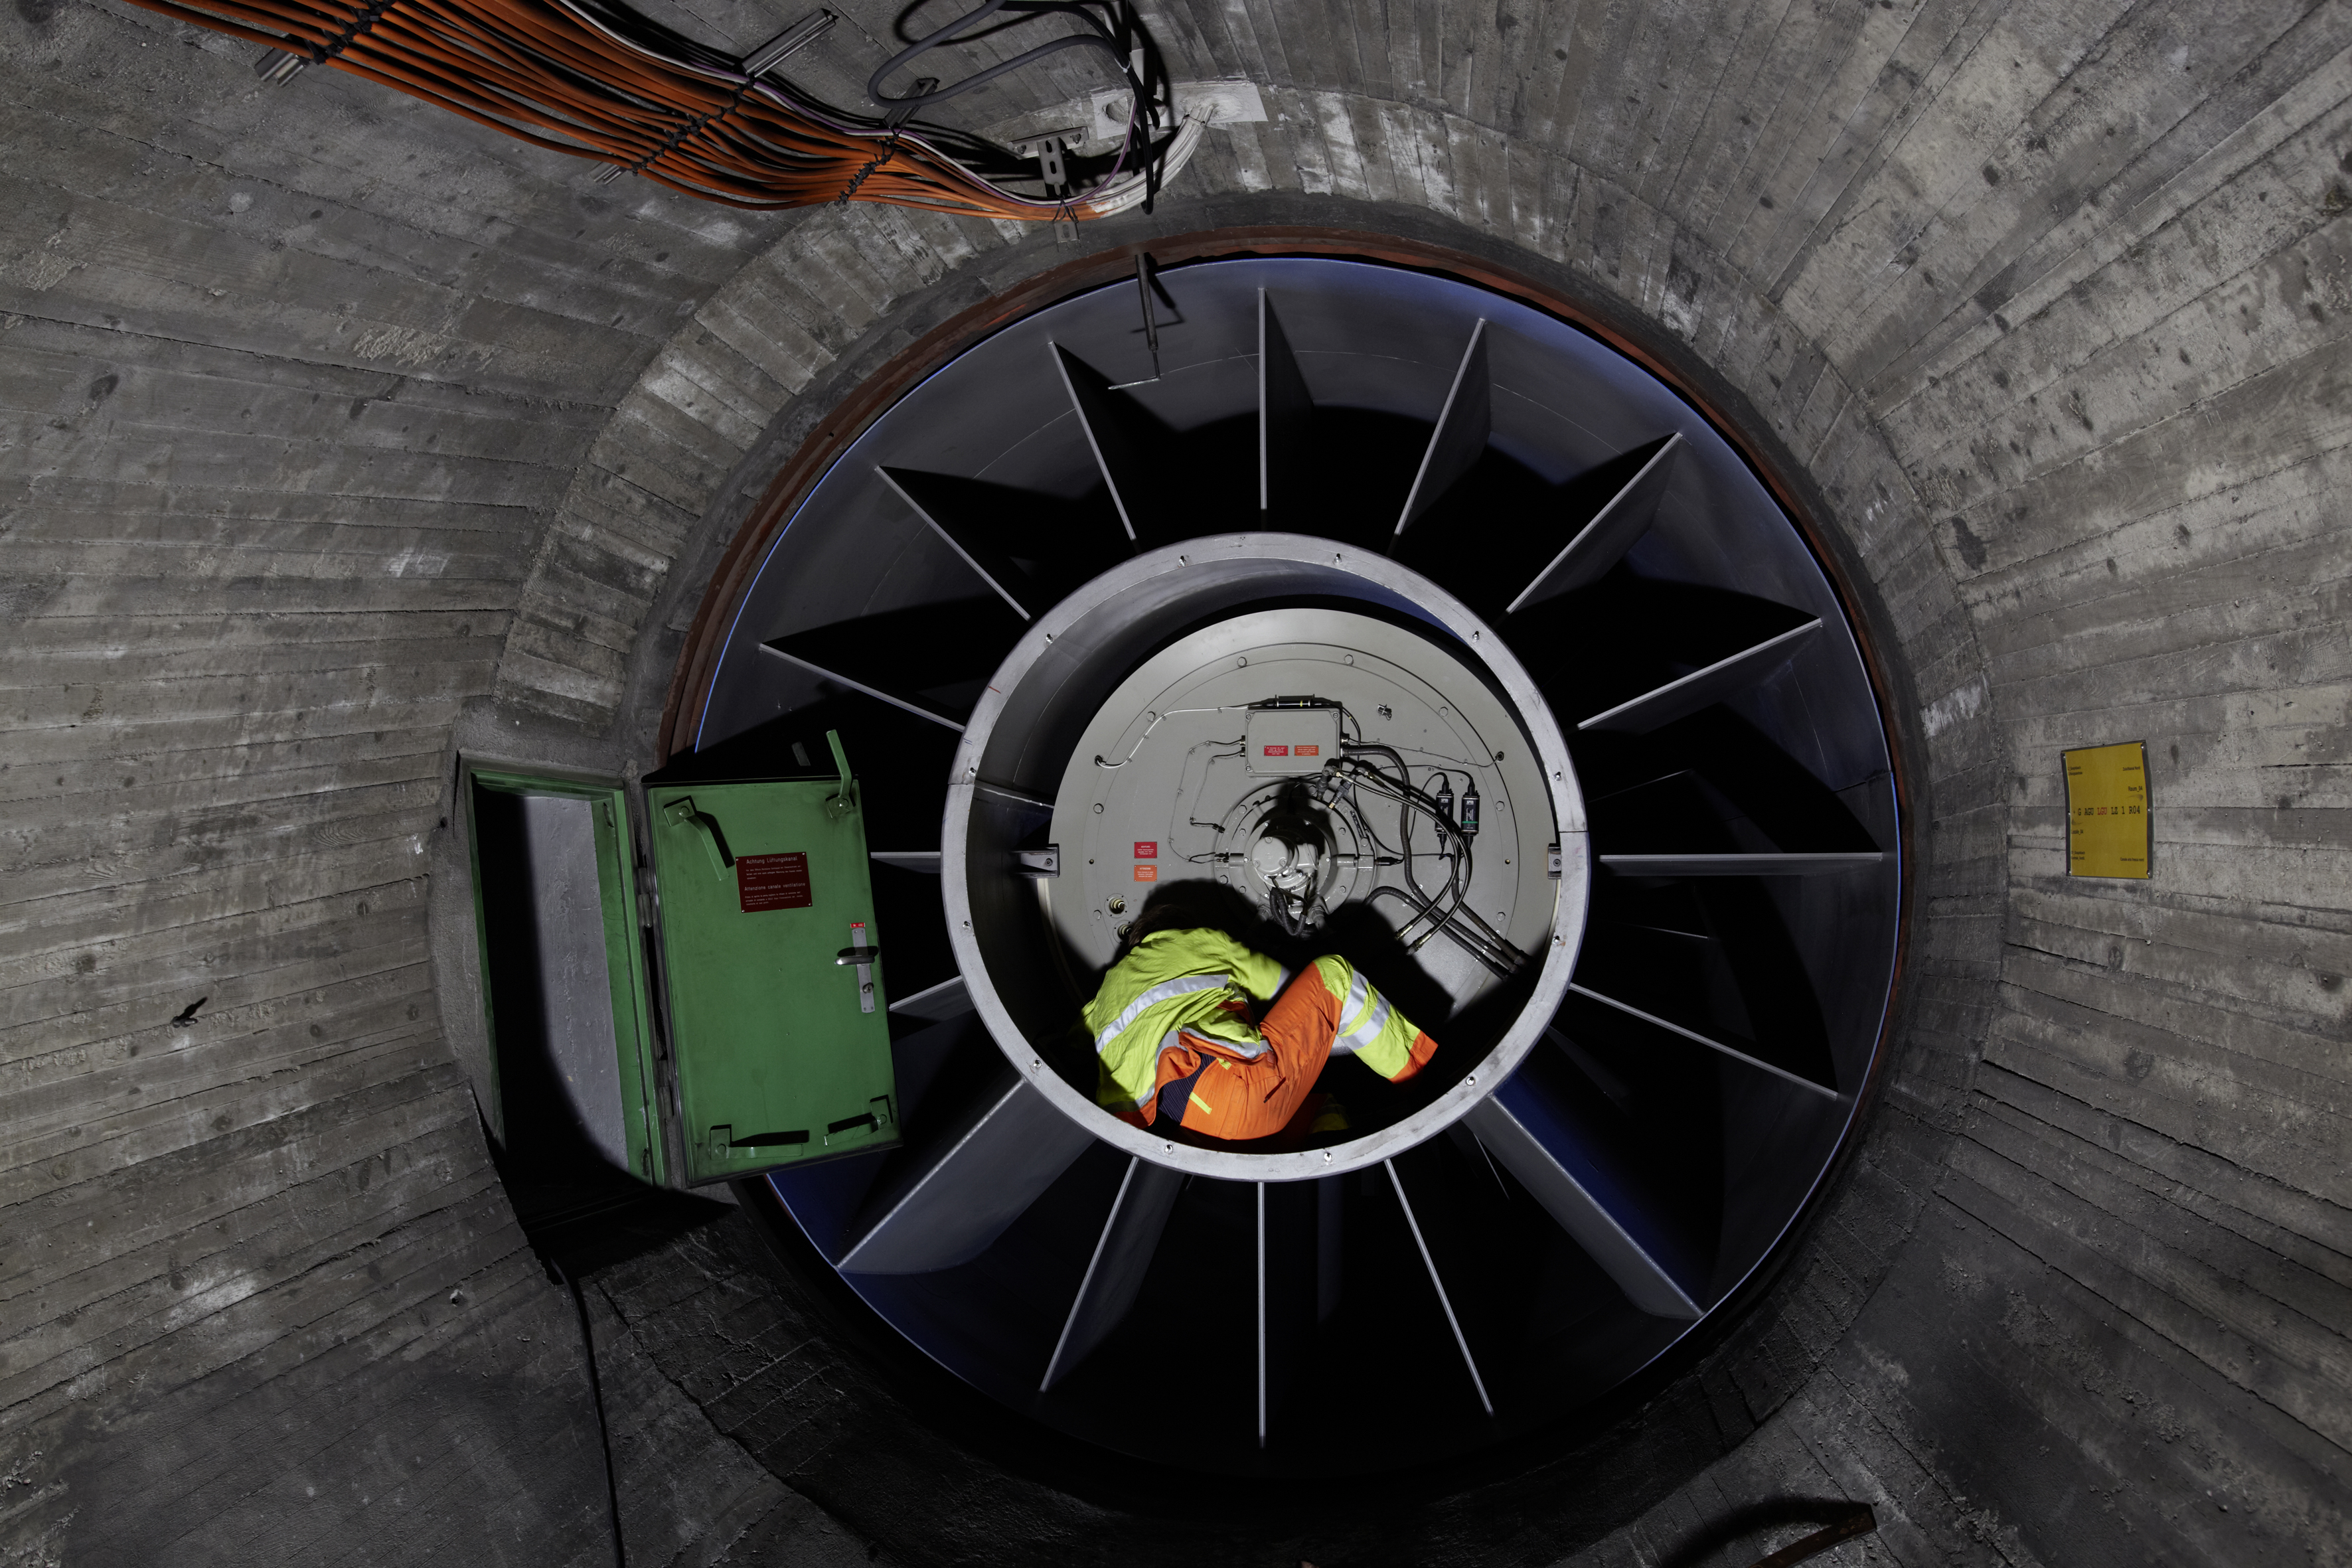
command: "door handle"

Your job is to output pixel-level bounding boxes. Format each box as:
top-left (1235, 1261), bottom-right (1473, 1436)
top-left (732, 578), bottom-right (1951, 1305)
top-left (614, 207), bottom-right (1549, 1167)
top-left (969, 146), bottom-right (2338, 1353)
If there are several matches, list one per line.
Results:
top-left (836, 921), bottom-right (878, 1012)
top-left (663, 796), bottom-right (732, 877)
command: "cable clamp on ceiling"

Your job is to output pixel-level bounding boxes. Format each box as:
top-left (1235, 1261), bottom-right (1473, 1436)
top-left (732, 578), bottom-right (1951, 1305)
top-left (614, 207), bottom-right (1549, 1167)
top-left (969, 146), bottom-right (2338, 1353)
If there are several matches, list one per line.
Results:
top-left (833, 79), bottom-right (933, 204)
top-left (597, 9), bottom-right (839, 185)
top-left (307, 0), bottom-right (402, 66)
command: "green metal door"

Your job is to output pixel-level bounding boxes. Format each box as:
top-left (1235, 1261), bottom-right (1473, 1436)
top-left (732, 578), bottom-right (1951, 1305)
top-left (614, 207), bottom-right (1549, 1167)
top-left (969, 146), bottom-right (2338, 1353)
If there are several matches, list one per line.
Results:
top-left (646, 755), bottom-right (898, 1184)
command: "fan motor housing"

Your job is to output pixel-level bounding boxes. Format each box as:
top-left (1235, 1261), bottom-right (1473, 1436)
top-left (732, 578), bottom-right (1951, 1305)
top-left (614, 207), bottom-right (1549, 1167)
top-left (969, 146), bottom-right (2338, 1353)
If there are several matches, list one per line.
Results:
top-left (943, 538), bottom-right (1592, 1180)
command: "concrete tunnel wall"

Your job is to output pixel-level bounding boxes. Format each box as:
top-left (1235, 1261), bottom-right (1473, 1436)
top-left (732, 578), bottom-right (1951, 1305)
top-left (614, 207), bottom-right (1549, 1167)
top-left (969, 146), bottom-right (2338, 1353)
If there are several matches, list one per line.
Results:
top-left (1, 0), bottom-right (2346, 1563)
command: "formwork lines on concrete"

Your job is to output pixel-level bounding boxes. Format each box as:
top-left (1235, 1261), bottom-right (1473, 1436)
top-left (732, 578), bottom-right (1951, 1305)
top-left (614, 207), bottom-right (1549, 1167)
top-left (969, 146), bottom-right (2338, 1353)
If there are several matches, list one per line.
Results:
top-left (1861, 9), bottom-right (2352, 411)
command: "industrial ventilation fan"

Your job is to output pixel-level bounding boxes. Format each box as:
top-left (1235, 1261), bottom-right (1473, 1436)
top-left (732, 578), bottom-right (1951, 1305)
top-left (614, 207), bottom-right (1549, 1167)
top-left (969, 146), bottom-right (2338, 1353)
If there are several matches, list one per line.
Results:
top-left (468, 255), bottom-right (1903, 1475)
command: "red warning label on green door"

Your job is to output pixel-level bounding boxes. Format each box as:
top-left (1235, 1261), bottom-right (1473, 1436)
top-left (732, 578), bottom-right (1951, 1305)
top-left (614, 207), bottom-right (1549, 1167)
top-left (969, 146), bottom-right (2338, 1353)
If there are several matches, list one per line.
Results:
top-left (738, 852), bottom-right (812, 912)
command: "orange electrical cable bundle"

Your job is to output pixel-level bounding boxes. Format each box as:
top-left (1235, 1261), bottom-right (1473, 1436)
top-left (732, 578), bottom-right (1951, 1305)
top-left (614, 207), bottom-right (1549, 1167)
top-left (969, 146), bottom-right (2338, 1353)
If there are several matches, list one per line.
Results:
top-left (121, 0), bottom-right (1144, 217)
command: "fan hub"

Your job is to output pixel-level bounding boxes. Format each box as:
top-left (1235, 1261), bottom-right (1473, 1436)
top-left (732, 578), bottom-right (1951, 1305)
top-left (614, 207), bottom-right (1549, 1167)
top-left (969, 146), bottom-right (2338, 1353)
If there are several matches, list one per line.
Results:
top-left (1048, 601), bottom-right (1560, 999)
top-left (946, 538), bottom-right (1590, 1180)
top-left (1247, 817), bottom-right (1321, 894)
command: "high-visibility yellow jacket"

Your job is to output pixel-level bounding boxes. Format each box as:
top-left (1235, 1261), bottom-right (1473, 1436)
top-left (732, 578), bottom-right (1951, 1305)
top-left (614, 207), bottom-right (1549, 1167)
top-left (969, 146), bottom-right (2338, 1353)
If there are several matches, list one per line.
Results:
top-left (1083, 928), bottom-right (1288, 1113)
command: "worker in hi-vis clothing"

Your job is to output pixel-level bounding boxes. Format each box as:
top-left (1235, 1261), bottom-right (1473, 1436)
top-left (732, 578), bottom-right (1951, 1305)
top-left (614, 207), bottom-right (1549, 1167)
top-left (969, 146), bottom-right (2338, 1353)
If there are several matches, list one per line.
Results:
top-left (1086, 919), bottom-right (1439, 1142)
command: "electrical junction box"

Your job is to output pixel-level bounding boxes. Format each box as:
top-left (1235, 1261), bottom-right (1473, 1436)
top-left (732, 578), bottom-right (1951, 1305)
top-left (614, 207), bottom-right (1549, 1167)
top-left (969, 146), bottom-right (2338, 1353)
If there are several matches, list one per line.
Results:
top-left (1245, 704), bottom-right (1340, 777)
top-left (464, 736), bottom-right (900, 1195)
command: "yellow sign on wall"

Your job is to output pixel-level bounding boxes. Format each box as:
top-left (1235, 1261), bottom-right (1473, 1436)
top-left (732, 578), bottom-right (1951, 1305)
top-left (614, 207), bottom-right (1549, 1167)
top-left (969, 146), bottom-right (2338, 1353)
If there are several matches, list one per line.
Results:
top-left (2064, 741), bottom-right (2150, 878)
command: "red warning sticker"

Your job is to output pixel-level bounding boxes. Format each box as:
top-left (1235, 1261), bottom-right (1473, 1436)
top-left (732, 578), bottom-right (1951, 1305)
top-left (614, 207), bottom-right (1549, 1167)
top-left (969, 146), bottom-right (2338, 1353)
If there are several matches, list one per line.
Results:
top-left (1263, 744), bottom-right (1290, 757)
top-left (1133, 841), bottom-right (1157, 858)
top-left (1295, 744), bottom-right (1320, 757)
top-left (1134, 864), bottom-right (1158, 882)
top-left (738, 852), bottom-right (812, 913)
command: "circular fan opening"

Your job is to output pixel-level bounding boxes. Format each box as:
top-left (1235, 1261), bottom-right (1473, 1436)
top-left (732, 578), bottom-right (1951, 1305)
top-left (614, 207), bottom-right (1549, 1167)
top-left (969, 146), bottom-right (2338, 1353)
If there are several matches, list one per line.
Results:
top-left (675, 252), bottom-right (1902, 1476)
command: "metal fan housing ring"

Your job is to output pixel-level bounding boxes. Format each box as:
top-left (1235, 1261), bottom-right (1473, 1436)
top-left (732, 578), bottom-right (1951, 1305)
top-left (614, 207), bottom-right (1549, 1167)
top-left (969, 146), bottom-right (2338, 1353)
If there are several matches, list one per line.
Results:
top-left (943, 537), bottom-right (1592, 1181)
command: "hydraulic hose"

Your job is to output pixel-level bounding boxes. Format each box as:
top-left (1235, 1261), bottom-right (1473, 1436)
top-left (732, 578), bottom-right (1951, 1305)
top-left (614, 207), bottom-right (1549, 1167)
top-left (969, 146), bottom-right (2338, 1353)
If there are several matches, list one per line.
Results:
top-left (1336, 748), bottom-right (1525, 973)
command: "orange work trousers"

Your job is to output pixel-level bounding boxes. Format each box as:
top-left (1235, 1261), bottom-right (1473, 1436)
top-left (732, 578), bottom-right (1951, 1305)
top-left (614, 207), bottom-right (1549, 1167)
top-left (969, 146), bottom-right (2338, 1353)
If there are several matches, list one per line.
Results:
top-left (1152, 967), bottom-right (1435, 1142)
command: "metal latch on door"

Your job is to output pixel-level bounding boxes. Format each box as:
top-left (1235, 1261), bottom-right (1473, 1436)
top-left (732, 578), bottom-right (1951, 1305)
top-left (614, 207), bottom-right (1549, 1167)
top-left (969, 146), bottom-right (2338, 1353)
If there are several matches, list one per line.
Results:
top-left (824, 729), bottom-right (856, 822)
top-left (835, 921), bottom-right (880, 1013)
top-left (663, 796), bottom-right (733, 876)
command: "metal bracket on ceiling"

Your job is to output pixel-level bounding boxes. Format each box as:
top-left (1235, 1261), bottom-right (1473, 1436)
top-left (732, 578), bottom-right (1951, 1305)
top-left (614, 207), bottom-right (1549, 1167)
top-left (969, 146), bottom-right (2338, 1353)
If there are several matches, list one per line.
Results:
top-left (744, 9), bottom-right (836, 77)
top-left (254, 47), bottom-right (307, 84)
top-left (1008, 129), bottom-right (1084, 199)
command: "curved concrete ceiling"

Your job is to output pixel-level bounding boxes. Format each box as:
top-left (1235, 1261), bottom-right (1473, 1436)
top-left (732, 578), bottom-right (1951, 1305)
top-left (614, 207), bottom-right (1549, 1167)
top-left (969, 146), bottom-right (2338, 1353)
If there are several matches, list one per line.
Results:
top-left (3, 0), bottom-right (2345, 1564)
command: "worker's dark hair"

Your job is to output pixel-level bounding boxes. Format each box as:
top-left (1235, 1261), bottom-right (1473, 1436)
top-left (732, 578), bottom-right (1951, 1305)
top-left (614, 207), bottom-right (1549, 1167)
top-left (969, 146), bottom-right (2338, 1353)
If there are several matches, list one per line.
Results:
top-left (1111, 880), bottom-right (1263, 963)
top-left (1109, 902), bottom-right (1194, 963)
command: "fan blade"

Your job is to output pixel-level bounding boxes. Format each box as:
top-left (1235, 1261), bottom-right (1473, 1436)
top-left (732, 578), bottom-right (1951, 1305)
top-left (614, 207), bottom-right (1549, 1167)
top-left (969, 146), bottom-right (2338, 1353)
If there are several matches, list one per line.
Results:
top-left (838, 1063), bottom-right (1093, 1273)
top-left (1506, 433), bottom-right (1686, 613)
top-left (878, 468), bottom-right (1052, 621)
top-left (871, 850), bottom-right (942, 873)
top-left (1579, 727), bottom-right (1881, 865)
top-left (1052, 343), bottom-right (1166, 545)
top-left (1317, 1174), bottom-right (1343, 1323)
top-left (1394, 319), bottom-right (1491, 540)
top-left (1042, 1156), bottom-right (1182, 1391)
top-left (1384, 1160), bottom-right (1493, 1413)
top-left (1661, 710), bottom-right (1885, 853)
top-left (1599, 852), bottom-right (1883, 876)
top-left (761, 641), bottom-right (966, 732)
top-left (1258, 1178), bottom-right (1321, 1446)
top-left (1569, 982), bottom-right (1841, 1100)
top-left (1547, 1025), bottom-right (1638, 1115)
top-left (1577, 620), bottom-right (1822, 734)
top-left (759, 598), bottom-right (1023, 734)
top-left (975, 779), bottom-right (1056, 844)
top-left (886, 973), bottom-right (970, 1022)
top-left (677, 696), bottom-right (958, 826)
top-left (1259, 290), bottom-right (1314, 517)
top-left (1462, 1084), bottom-right (1705, 1320)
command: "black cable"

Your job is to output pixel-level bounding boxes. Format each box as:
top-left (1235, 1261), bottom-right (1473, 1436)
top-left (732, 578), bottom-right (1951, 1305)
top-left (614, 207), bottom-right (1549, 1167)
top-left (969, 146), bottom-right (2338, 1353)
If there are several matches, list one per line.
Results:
top-left (1339, 740), bottom-right (1411, 783)
top-left (864, 0), bottom-right (1170, 209)
top-left (1393, 771), bottom-right (1515, 958)
top-left (550, 1257), bottom-right (627, 1568)
top-left (1337, 749), bottom-right (1524, 971)
top-left (868, 0), bottom-right (1135, 112)
top-left (1338, 753), bottom-right (1449, 946)
top-left (1340, 748), bottom-right (1459, 947)
top-left (1340, 751), bottom-right (1469, 947)
top-left (1364, 886), bottom-right (1516, 978)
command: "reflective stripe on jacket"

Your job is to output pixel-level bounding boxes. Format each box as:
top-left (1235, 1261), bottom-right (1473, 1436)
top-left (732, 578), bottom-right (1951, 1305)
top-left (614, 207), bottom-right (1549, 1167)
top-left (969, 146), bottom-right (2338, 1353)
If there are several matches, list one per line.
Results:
top-left (1084, 928), bottom-right (1287, 1111)
top-left (1312, 954), bottom-right (1430, 1081)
